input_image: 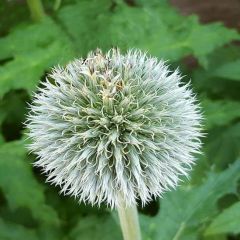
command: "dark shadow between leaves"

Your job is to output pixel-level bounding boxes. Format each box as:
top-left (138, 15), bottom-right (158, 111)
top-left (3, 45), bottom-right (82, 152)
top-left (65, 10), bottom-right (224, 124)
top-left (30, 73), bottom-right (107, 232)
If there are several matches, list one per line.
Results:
top-left (1, 89), bottom-right (30, 141)
top-left (138, 197), bottom-right (160, 217)
top-left (0, 56), bottom-right (14, 66)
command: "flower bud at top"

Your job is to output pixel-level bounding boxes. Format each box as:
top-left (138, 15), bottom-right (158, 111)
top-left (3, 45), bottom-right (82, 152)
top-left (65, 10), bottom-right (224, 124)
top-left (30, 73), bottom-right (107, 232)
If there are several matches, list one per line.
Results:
top-left (26, 49), bottom-right (203, 208)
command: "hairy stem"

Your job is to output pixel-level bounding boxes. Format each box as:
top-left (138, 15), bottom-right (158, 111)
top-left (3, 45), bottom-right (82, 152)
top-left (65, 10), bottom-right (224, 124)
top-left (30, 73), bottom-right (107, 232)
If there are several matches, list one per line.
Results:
top-left (26, 0), bottom-right (45, 22)
top-left (117, 203), bottom-right (141, 240)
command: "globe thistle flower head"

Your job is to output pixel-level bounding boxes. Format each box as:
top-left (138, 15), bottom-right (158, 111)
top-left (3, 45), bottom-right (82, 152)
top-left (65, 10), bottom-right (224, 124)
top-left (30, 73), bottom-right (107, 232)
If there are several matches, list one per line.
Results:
top-left (26, 49), bottom-right (202, 208)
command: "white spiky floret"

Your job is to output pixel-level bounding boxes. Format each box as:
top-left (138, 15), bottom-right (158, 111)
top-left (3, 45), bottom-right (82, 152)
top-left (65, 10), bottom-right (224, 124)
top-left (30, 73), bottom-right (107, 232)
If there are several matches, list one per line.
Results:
top-left (26, 48), bottom-right (203, 208)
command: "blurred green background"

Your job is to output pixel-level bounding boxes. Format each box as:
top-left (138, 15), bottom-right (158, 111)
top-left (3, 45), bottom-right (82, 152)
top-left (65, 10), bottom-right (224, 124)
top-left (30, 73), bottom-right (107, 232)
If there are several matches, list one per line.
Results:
top-left (0, 0), bottom-right (240, 239)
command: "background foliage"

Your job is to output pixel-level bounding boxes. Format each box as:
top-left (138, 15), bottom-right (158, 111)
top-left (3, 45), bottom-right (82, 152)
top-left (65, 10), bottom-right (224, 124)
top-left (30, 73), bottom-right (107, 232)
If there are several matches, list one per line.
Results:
top-left (0, 0), bottom-right (240, 239)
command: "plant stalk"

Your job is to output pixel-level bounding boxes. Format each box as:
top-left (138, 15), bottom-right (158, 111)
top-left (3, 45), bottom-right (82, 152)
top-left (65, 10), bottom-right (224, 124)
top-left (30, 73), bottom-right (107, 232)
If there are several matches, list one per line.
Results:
top-left (117, 203), bottom-right (141, 240)
top-left (53, 0), bottom-right (62, 11)
top-left (26, 0), bottom-right (45, 22)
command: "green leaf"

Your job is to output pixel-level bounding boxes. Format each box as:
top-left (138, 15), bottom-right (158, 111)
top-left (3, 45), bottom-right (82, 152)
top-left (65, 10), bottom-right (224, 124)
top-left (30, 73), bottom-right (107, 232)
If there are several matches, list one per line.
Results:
top-left (0, 218), bottom-right (38, 240)
top-left (0, 17), bottom-right (74, 98)
top-left (205, 123), bottom-right (240, 169)
top-left (185, 21), bottom-right (239, 67)
top-left (0, 1), bottom-right (28, 35)
top-left (141, 160), bottom-right (240, 240)
top-left (205, 201), bottom-right (240, 235)
top-left (58, 0), bottom-right (111, 55)
top-left (0, 140), bottom-right (59, 225)
top-left (202, 99), bottom-right (240, 129)
top-left (192, 46), bottom-right (240, 97)
top-left (58, 1), bottom-right (239, 63)
top-left (213, 60), bottom-right (240, 81)
top-left (69, 213), bottom-right (122, 240)
top-left (203, 235), bottom-right (227, 240)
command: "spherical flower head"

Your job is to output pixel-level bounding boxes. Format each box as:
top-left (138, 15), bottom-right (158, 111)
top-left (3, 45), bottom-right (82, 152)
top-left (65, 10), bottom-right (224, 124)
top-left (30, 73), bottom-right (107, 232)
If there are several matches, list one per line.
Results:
top-left (26, 49), bottom-right (202, 208)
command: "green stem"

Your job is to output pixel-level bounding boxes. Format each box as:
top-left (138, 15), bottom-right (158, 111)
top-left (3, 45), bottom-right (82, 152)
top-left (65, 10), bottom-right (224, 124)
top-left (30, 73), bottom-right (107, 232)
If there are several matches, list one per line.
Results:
top-left (26, 0), bottom-right (45, 22)
top-left (117, 202), bottom-right (141, 240)
top-left (53, 0), bottom-right (62, 11)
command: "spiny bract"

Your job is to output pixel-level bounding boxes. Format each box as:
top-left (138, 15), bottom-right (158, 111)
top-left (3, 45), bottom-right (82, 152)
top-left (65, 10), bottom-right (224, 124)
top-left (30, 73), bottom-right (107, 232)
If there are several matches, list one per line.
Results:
top-left (27, 49), bottom-right (202, 208)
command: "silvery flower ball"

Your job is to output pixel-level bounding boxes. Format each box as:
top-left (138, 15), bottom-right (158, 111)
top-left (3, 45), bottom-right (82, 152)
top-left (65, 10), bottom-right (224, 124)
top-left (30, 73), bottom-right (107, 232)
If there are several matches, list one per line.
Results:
top-left (27, 49), bottom-right (202, 208)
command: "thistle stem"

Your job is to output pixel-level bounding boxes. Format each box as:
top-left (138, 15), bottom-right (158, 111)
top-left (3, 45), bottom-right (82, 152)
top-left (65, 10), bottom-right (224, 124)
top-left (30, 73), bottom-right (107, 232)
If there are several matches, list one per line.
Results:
top-left (26, 0), bottom-right (45, 22)
top-left (117, 203), bottom-right (141, 240)
top-left (53, 0), bottom-right (62, 11)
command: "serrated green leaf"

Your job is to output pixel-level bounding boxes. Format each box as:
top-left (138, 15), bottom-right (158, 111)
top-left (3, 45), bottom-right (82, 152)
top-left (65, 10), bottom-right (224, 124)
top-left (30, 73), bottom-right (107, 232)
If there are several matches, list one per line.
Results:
top-left (0, 140), bottom-right (59, 225)
top-left (213, 60), bottom-right (240, 81)
top-left (0, 17), bottom-right (74, 98)
top-left (58, 0), bottom-right (111, 55)
top-left (141, 160), bottom-right (240, 240)
top-left (58, 0), bottom-right (239, 64)
top-left (202, 99), bottom-right (240, 129)
top-left (185, 20), bottom-right (239, 67)
top-left (205, 123), bottom-right (240, 169)
top-left (69, 213), bottom-right (122, 240)
top-left (205, 201), bottom-right (240, 235)
top-left (0, 218), bottom-right (38, 240)
top-left (192, 46), bottom-right (240, 97)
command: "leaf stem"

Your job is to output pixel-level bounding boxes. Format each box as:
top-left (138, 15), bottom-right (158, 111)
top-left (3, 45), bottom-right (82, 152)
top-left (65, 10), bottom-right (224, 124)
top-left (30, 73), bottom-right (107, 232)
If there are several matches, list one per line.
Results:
top-left (117, 202), bottom-right (141, 240)
top-left (26, 0), bottom-right (45, 22)
top-left (54, 0), bottom-right (62, 11)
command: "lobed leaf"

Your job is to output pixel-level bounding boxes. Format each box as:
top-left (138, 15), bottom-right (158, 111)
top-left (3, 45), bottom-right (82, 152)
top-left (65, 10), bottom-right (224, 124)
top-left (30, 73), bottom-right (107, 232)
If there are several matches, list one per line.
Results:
top-left (69, 213), bottom-right (122, 240)
top-left (213, 60), bottom-right (240, 81)
top-left (205, 123), bottom-right (240, 169)
top-left (205, 201), bottom-right (240, 235)
top-left (0, 218), bottom-right (38, 240)
top-left (141, 160), bottom-right (240, 240)
top-left (0, 17), bottom-right (74, 98)
top-left (202, 99), bottom-right (240, 129)
top-left (0, 140), bottom-right (59, 225)
top-left (58, 1), bottom-right (239, 64)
